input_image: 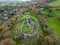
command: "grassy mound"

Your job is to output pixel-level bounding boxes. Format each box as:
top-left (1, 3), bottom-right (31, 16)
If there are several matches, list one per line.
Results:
top-left (22, 23), bottom-right (35, 34)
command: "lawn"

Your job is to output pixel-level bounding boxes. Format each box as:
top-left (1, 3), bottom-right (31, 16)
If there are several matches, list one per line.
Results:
top-left (46, 17), bottom-right (60, 36)
top-left (39, 8), bottom-right (60, 36)
top-left (11, 12), bottom-right (38, 36)
top-left (22, 23), bottom-right (35, 34)
top-left (18, 12), bottom-right (38, 23)
top-left (48, 0), bottom-right (60, 7)
top-left (11, 12), bottom-right (44, 36)
top-left (40, 8), bottom-right (60, 17)
top-left (19, 12), bottom-right (38, 34)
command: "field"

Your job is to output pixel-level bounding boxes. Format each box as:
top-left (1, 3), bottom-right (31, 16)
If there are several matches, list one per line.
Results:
top-left (46, 0), bottom-right (60, 35)
top-left (48, 0), bottom-right (60, 7)
top-left (11, 12), bottom-right (42, 37)
top-left (46, 17), bottom-right (60, 35)
top-left (40, 8), bottom-right (60, 35)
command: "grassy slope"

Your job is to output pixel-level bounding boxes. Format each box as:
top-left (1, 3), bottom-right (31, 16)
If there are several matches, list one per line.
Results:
top-left (40, 8), bottom-right (60, 35)
top-left (11, 12), bottom-right (44, 37)
top-left (22, 23), bottom-right (35, 34)
top-left (41, 9), bottom-right (60, 17)
top-left (48, 0), bottom-right (60, 7)
top-left (46, 17), bottom-right (60, 35)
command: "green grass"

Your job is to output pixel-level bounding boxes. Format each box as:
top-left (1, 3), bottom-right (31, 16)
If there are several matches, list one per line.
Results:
top-left (46, 17), bottom-right (60, 35)
top-left (11, 29), bottom-right (18, 38)
top-left (40, 9), bottom-right (50, 15)
top-left (48, 0), bottom-right (60, 7)
top-left (52, 9), bottom-right (60, 16)
top-left (18, 12), bottom-right (38, 23)
top-left (40, 8), bottom-right (60, 17)
top-left (11, 12), bottom-right (38, 35)
top-left (39, 7), bottom-right (60, 36)
top-left (11, 12), bottom-right (44, 37)
top-left (22, 23), bottom-right (35, 34)
top-left (20, 12), bottom-right (38, 34)
top-left (10, 3), bottom-right (18, 6)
